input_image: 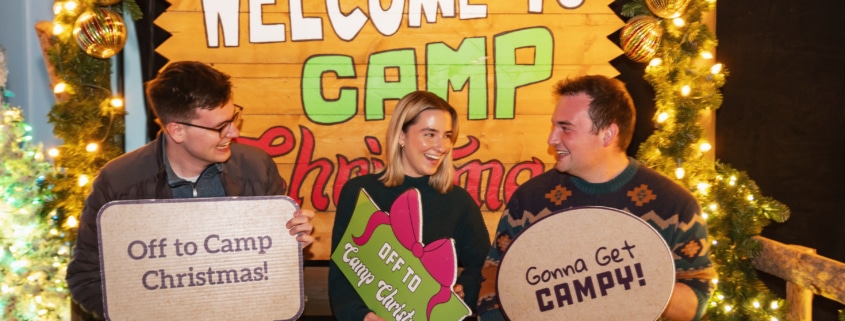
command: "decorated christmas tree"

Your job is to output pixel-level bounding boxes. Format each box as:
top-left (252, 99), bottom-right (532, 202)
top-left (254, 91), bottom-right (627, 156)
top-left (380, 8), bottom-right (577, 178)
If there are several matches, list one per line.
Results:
top-left (0, 46), bottom-right (70, 321)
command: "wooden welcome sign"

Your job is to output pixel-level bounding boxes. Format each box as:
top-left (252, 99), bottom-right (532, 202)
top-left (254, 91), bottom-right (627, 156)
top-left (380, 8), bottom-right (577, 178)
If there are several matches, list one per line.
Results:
top-left (331, 189), bottom-right (471, 320)
top-left (497, 207), bottom-right (675, 320)
top-left (97, 196), bottom-right (303, 321)
top-left (154, 1), bottom-right (625, 258)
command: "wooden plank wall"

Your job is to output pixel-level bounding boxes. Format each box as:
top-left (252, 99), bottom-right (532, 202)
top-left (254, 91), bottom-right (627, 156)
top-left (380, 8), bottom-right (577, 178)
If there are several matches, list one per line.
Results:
top-left (155, 0), bottom-right (624, 260)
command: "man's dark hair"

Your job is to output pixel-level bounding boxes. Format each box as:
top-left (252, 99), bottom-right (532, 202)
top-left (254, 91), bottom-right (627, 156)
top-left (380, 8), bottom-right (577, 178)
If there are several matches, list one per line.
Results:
top-left (145, 61), bottom-right (233, 124)
top-left (554, 75), bottom-right (636, 150)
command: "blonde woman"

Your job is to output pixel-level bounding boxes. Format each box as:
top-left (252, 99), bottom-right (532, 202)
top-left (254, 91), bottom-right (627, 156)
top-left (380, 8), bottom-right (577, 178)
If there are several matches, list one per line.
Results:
top-left (329, 91), bottom-right (489, 321)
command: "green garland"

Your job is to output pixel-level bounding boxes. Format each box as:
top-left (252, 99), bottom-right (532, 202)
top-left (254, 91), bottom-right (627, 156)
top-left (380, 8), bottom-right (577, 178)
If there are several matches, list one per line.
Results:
top-left (622, 0), bottom-right (791, 319)
top-left (46, 0), bottom-right (141, 249)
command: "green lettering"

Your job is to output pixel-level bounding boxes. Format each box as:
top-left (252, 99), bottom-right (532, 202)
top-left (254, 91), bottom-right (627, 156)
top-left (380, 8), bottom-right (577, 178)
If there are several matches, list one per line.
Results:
top-left (302, 55), bottom-right (357, 124)
top-left (365, 49), bottom-right (418, 120)
top-left (426, 37), bottom-right (488, 119)
top-left (494, 27), bottom-right (553, 119)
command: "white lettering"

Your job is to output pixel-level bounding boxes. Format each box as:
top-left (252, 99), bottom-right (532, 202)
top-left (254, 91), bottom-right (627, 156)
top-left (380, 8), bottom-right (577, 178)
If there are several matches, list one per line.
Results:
top-left (342, 243), bottom-right (375, 287)
top-left (459, 0), bottom-right (487, 19)
top-left (327, 1), bottom-right (369, 41)
top-left (369, 0), bottom-right (404, 36)
top-left (290, 0), bottom-right (323, 40)
top-left (202, 0), bottom-right (240, 47)
top-left (250, 0), bottom-right (286, 43)
top-left (408, 0), bottom-right (455, 27)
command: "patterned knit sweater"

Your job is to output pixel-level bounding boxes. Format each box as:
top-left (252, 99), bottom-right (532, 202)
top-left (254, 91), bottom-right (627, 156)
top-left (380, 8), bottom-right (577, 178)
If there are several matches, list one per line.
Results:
top-left (478, 158), bottom-right (715, 321)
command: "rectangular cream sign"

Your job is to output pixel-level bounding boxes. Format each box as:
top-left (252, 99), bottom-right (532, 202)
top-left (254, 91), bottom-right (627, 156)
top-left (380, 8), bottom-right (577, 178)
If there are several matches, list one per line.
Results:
top-left (97, 196), bottom-right (303, 321)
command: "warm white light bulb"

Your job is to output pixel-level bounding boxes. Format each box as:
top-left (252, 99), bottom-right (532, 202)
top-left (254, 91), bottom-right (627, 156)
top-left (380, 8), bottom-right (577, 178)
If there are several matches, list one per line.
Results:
top-left (724, 305), bottom-right (733, 312)
top-left (53, 82), bottom-right (67, 94)
top-left (673, 18), bottom-right (685, 27)
top-left (657, 112), bottom-right (670, 123)
top-left (681, 85), bottom-right (691, 96)
top-left (770, 301), bottom-right (779, 309)
top-left (48, 148), bottom-right (59, 158)
top-left (697, 182), bottom-right (710, 194)
top-left (711, 63), bottom-right (723, 74)
top-left (53, 2), bottom-right (63, 14)
top-left (52, 23), bottom-right (64, 36)
top-left (649, 58), bottom-right (663, 66)
top-left (78, 174), bottom-right (90, 187)
top-left (66, 215), bottom-right (79, 228)
top-left (709, 203), bottom-right (718, 211)
top-left (701, 51), bottom-right (714, 59)
top-left (675, 166), bottom-right (685, 179)
top-left (64, 0), bottom-right (78, 12)
top-left (110, 97), bottom-right (124, 108)
top-left (747, 194), bottom-right (754, 201)
top-left (752, 301), bottom-right (761, 309)
top-left (86, 143), bottom-right (99, 152)
top-left (700, 142), bottom-right (712, 152)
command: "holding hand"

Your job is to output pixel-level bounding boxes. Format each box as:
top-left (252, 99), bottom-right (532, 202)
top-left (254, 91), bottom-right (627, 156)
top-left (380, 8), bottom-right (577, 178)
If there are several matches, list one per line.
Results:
top-left (453, 283), bottom-right (465, 301)
top-left (286, 209), bottom-right (314, 247)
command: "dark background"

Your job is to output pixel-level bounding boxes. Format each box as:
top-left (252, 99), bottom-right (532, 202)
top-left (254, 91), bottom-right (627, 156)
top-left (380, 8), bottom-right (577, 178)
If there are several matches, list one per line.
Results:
top-left (715, 1), bottom-right (845, 320)
top-left (132, 0), bottom-right (844, 319)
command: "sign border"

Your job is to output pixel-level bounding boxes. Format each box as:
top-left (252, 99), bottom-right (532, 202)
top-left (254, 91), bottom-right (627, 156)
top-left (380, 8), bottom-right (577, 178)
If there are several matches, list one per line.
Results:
top-left (495, 205), bottom-right (675, 321)
top-left (96, 195), bottom-right (304, 321)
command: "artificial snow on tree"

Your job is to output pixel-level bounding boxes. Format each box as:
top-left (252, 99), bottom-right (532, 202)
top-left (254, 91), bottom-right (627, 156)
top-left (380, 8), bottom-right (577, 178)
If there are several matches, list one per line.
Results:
top-left (0, 46), bottom-right (69, 321)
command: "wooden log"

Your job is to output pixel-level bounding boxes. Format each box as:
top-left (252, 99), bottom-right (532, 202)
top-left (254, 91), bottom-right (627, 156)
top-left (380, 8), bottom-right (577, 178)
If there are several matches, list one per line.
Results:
top-left (785, 245), bottom-right (815, 321)
top-left (752, 236), bottom-right (845, 305)
top-left (33, 21), bottom-right (69, 103)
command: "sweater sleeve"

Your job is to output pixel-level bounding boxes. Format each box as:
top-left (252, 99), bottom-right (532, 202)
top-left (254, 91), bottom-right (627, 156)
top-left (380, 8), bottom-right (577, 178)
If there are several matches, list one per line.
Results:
top-left (66, 171), bottom-right (113, 319)
top-left (328, 179), bottom-right (372, 321)
top-left (477, 193), bottom-right (526, 320)
top-left (453, 191), bottom-right (490, 313)
top-left (671, 200), bottom-right (716, 320)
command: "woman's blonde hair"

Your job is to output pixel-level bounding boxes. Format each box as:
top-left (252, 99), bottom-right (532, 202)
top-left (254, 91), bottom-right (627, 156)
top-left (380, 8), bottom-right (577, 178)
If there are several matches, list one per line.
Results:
top-left (378, 91), bottom-right (459, 194)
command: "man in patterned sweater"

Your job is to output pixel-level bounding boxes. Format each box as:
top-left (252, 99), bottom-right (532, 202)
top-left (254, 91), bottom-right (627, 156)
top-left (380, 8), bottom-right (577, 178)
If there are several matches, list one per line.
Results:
top-left (477, 75), bottom-right (715, 321)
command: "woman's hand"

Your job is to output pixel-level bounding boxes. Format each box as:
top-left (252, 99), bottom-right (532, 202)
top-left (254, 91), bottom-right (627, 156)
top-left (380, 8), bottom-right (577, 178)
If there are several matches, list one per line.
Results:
top-left (453, 283), bottom-right (465, 300)
top-left (286, 209), bottom-right (315, 247)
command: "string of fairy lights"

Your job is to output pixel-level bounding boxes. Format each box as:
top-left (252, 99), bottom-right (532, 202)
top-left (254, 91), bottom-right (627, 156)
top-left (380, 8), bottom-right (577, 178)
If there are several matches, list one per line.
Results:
top-left (621, 0), bottom-right (791, 320)
top-left (3, 0), bottom-right (799, 320)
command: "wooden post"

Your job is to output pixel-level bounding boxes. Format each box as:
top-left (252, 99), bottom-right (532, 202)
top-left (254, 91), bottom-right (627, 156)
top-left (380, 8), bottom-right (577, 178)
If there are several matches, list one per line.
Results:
top-left (785, 245), bottom-right (816, 321)
top-left (33, 20), bottom-right (69, 103)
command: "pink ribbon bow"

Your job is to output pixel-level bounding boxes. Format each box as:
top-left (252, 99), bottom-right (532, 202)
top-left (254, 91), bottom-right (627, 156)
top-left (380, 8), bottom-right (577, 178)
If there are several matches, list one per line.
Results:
top-left (353, 189), bottom-right (458, 320)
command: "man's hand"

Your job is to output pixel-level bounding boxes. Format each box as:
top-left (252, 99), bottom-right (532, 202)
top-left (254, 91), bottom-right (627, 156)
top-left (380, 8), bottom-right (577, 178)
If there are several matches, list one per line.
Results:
top-left (662, 282), bottom-right (698, 321)
top-left (364, 312), bottom-right (386, 321)
top-left (286, 209), bottom-right (314, 247)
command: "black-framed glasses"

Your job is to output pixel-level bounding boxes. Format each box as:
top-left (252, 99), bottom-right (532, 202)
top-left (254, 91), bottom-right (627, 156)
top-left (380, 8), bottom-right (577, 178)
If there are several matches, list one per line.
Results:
top-left (175, 105), bottom-right (243, 138)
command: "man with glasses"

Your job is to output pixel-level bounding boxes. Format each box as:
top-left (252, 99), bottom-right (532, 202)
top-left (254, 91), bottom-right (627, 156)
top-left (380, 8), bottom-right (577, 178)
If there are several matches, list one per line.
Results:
top-left (66, 61), bottom-right (314, 319)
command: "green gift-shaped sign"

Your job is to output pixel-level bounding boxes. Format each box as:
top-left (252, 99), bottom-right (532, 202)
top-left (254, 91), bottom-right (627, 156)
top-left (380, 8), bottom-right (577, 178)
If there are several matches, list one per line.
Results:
top-left (331, 188), bottom-right (472, 321)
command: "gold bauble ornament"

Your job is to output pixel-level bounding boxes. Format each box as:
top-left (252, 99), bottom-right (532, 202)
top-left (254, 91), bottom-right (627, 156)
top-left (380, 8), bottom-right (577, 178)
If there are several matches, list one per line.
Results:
top-left (645, 0), bottom-right (691, 19)
top-left (620, 16), bottom-right (664, 63)
top-left (95, 0), bottom-right (122, 6)
top-left (73, 8), bottom-right (127, 59)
